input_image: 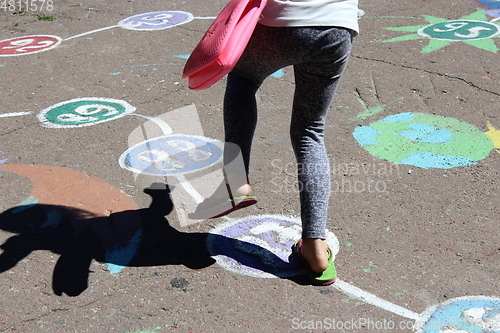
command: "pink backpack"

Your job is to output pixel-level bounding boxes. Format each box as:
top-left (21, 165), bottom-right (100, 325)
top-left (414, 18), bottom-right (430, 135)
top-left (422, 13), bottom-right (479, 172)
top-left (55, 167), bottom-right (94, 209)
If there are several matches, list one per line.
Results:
top-left (182, 0), bottom-right (267, 90)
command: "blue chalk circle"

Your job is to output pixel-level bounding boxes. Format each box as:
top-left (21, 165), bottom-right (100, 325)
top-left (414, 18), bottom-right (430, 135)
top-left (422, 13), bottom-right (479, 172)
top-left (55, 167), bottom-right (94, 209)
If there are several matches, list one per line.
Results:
top-left (119, 134), bottom-right (223, 176)
top-left (417, 296), bottom-right (500, 333)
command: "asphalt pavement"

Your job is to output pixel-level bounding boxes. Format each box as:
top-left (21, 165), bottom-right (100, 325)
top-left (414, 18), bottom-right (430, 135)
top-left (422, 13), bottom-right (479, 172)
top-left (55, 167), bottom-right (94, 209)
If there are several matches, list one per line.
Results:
top-left (0, 0), bottom-right (499, 332)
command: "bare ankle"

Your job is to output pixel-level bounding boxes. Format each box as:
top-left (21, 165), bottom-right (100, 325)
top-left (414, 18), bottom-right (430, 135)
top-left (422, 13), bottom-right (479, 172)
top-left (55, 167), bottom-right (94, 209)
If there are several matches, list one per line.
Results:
top-left (225, 173), bottom-right (251, 196)
top-left (301, 238), bottom-right (329, 272)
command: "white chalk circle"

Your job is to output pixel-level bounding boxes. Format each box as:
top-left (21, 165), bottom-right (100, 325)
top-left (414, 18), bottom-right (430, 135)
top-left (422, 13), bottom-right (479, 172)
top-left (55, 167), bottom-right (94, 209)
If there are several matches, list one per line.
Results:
top-left (118, 11), bottom-right (194, 31)
top-left (119, 134), bottom-right (223, 176)
top-left (37, 97), bottom-right (136, 128)
top-left (207, 214), bottom-right (339, 279)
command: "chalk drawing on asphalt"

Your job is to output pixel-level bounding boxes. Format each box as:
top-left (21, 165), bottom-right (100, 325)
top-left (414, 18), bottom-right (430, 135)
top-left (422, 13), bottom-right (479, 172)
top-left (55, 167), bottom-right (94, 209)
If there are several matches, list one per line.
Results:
top-left (0, 35), bottom-right (61, 56)
top-left (121, 104), bottom-right (228, 227)
top-left (0, 163), bottom-right (142, 278)
top-left (206, 214), bottom-right (340, 279)
top-left (415, 296), bottom-right (500, 333)
top-left (0, 111), bottom-right (33, 118)
top-left (37, 97), bottom-right (136, 128)
top-left (0, 6), bottom-right (498, 331)
top-left (119, 134), bottom-right (223, 177)
top-left (474, 0), bottom-right (500, 18)
top-left (381, 9), bottom-right (500, 53)
top-left (118, 11), bottom-right (194, 31)
top-left (333, 281), bottom-right (500, 333)
top-left (205, 213), bottom-right (499, 332)
top-left (352, 112), bottom-right (499, 169)
top-left (1, 11), bottom-right (203, 55)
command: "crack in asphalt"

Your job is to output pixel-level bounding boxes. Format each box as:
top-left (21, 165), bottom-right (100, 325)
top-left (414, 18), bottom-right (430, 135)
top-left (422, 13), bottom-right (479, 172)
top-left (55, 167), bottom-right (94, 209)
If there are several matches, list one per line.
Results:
top-left (353, 55), bottom-right (500, 97)
top-left (0, 122), bottom-right (39, 137)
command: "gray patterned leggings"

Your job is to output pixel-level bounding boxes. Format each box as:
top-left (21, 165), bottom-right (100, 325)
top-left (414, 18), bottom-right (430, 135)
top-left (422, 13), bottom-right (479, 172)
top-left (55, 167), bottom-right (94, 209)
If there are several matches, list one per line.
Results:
top-left (223, 24), bottom-right (354, 239)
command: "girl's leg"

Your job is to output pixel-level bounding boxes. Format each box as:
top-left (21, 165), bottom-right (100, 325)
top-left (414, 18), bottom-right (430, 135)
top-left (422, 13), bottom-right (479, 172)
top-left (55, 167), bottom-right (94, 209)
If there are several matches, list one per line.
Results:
top-left (191, 25), bottom-right (292, 217)
top-left (222, 25), bottom-right (298, 195)
top-left (290, 27), bottom-right (353, 271)
top-left (223, 73), bottom-right (260, 176)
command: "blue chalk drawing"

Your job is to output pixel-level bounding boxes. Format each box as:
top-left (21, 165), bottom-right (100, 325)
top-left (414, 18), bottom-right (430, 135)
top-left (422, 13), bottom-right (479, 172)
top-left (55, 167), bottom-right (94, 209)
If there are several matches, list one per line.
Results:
top-left (418, 296), bottom-right (500, 333)
top-left (379, 112), bottom-right (415, 123)
top-left (397, 124), bottom-right (454, 144)
top-left (398, 152), bottom-right (477, 169)
top-left (271, 69), bottom-right (285, 78)
top-left (120, 134), bottom-right (223, 176)
top-left (353, 126), bottom-right (381, 146)
top-left (12, 196), bottom-right (39, 213)
top-left (105, 230), bottom-right (143, 274)
top-left (40, 209), bottom-right (62, 228)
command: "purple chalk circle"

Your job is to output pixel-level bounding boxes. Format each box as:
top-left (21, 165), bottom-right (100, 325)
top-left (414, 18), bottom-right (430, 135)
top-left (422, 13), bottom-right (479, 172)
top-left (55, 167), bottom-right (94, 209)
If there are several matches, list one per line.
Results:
top-left (118, 11), bottom-right (194, 31)
top-left (0, 35), bottom-right (61, 56)
top-left (37, 97), bottom-right (136, 128)
top-left (206, 215), bottom-right (339, 279)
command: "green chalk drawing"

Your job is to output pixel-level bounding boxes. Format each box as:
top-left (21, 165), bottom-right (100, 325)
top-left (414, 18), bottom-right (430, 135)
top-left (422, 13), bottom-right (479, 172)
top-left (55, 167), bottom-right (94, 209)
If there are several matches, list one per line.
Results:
top-left (342, 297), bottom-right (366, 306)
top-left (359, 261), bottom-right (377, 272)
top-left (356, 105), bottom-right (386, 120)
top-left (353, 112), bottom-right (495, 169)
top-left (381, 9), bottom-right (500, 53)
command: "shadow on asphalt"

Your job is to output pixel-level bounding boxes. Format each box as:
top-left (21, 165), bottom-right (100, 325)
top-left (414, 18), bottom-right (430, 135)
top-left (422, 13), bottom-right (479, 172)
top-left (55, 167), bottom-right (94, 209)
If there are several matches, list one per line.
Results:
top-left (0, 183), bottom-right (307, 296)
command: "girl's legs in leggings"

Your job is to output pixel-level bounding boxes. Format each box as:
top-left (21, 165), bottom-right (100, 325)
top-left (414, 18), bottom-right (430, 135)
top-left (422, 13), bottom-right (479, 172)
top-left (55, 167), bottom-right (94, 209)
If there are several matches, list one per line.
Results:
top-left (223, 25), bottom-right (353, 272)
top-left (290, 38), bottom-right (352, 270)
